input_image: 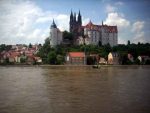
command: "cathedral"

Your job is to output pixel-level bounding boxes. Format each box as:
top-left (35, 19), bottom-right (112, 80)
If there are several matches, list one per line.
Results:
top-left (69, 10), bottom-right (118, 47)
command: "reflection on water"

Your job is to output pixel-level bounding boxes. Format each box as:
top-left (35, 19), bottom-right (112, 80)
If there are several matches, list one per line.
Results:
top-left (0, 66), bottom-right (150, 113)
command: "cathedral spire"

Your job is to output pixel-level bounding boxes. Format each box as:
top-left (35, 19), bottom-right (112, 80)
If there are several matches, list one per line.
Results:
top-left (70, 10), bottom-right (73, 17)
top-left (74, 12), bottom-right (76, 22)
top-left (78, 10), bottom-right (82, 26)
top-left (70, 9), bottom-right (73, 23)
top-left (78, 10), bottom-right (81, 16)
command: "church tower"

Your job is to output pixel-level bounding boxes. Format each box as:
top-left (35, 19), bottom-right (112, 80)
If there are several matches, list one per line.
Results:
top-left (69, 10), bottom-right (73, 32)
top-left (73, 12), bottom-right (76, 23)
top-left (69, 10), bottom-right (82, 33)
top-left (69, 10), bottom-right (83, 44)
top-left (78, 10), bottom-right (82, 26)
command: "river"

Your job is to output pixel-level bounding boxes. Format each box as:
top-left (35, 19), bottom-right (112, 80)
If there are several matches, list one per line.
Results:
top-left (0, 66), bottom-right (150, 113)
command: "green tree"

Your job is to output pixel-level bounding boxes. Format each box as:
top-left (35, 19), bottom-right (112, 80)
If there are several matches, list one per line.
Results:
top-left (56, 55), bottom-right (64, 64)
top-left (37, 37), bottom-right (51, 63)
top-left (127, 40), bottom-right (130, 45)
top-left (20, 57), bottom-right (26, 63)
top-left (29, 43), bottom-right (32, 48)
top-left (0, 44), bottom-right (12, 52)
top-left (47, 51), bottom-right (57, 64)
top-left (63, 31), bottom-right (74, 42)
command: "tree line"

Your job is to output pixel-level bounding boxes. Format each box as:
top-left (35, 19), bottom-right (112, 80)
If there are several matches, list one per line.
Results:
top-left (36, 37), bottom-right (150, 65)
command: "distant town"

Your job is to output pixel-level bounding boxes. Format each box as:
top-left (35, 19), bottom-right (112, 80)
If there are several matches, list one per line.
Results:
top-left (0, 11), bottom-right (150, 65)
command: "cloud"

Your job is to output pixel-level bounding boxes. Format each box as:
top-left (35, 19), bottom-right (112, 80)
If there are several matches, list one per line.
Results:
top-left (118, 37), bottom-right (126, 44)
top-left (82, 17), bottom-right (90, 26)
top-left (104, 3), bottom-right (130, 30)
top-left (106, 4), bottom-right (116, 13)
top-left (132, 21), bottom-right (146, 43)
top-left (133, 32), bottom-right (145, 43)
top-left (132, 21), bottom-right (145, 32)
top-left (0, 0), bottom-right (47, 44)
top-left (104, 3), bottom-right (131, 44)
top-left (56, 14), bottom-right (69, 31)
top-left (115, 1), bottom-right (124, 6)
top-left (104, 2), bottom-right (147, 44)
top-left (104, 12), bottom-right (130, 29)
top-left (0, 0), bottom-right (70, 44)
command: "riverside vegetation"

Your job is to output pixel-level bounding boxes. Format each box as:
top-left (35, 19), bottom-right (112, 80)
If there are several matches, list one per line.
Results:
top-left (1, 36), bottom-right (150, 65)
top-left (36, 37), bottom-right (150, 65)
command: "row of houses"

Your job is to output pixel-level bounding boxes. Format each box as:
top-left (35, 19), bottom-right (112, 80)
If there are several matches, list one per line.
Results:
top-left (65, 52), bottom-right (150, 65)
top-left (1, 44), bottom-right (149, 65)
top-left (65, 52), bottom-right (119, 65)
top-left (0, 45), bottom-right (42, 64)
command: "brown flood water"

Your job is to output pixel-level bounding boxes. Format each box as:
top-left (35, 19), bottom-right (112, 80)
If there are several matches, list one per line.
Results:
top-left (0, 66), bottom-right (150, 113)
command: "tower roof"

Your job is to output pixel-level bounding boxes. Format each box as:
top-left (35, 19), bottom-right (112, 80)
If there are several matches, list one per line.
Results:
top-left (51, 19), bottom-right (57, 28)
top-left (78, 10), bottom-right (81, 16)
top-left (70, 10), bottom-right (73, 17)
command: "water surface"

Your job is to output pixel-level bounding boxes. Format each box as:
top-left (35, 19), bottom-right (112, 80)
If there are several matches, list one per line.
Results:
top-left (0, 66), bottom-right (150, 113)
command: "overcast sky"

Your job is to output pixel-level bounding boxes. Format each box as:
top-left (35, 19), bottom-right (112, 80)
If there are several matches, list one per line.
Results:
top-left (0, 0), bottom-right (150, 45)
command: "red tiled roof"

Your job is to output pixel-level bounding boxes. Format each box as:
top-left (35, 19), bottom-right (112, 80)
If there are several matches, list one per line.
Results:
top-left (107, 26), bottom-right (118, 33)
top-left (10, 52), bottom-right (20, 56)
top-left (83, 21), bottom-right (118, 33)
top-left (68, 52), bottom-right (85, 57)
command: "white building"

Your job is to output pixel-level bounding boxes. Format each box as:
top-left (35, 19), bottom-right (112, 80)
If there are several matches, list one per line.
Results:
top-left (50, 20), bottom-right (63, 47)
top-left (77, 36), bottom-right (90, 45)
top-left (83, 21), bottom-right (118, 47)
top-left (108, 52), bottom-right (119, 64)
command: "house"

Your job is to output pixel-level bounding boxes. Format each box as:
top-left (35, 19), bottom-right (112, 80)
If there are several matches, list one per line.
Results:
top-left (66, 52), bottom-right (86, 65)
top-left (8, 55), bottom-right (15, 63)
top-left (99, 57), bottom-right (107, 64)
top-left (0, 53), bottom-right (4, 63)
top-left (138, 56), bottom-right (150, 64)
top-left (128, 53), bottom-right (134, 62)
top-left (87, 54), bottom-right (99, 65)
top-left (108, 52), bottom-right (119, 64)
top-left (26, 55), bottom-right (35, 64)
top-left (34, 57), bottom-right (42, 64)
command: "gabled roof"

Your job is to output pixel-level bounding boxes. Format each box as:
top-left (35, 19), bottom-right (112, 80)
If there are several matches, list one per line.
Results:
top-left (68, 52), bottom-right (85, 57)
top-left (84, 21), bottom-right (101, 30)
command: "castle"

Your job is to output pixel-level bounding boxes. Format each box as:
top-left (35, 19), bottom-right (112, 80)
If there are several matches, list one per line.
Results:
top-left (49, 10), bottom-right (118, 47)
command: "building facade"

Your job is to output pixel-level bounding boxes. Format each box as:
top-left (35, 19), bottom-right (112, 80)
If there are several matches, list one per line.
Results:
top-left (83, 21), bottom-right (118, 47)
top-left (66, 52), bottom-right (86, 65)
top-left (50, 20), bottom-right (63, 47)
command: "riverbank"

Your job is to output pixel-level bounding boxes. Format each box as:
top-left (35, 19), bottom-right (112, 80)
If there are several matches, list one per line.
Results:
top-left (0, 64), bottom-right (149, 67)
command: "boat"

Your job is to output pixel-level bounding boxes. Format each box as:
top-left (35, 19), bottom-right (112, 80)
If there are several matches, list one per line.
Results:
top-left (92, 65), bottom-right (100, 68)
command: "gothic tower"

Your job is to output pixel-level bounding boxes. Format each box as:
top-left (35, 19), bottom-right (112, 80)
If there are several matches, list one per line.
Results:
top-left (78, 10), bottom-right (82, 27)
top-left (73, 12), bottom-right (76, 23)
top-left (69, 10), bottom-right (73, 32)
top-left (69, 10), bottom-right (83, 44)
top-left (69, 10), bottom-right (82, 33)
